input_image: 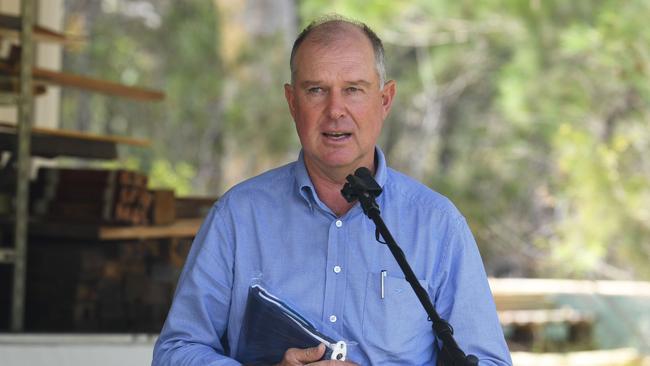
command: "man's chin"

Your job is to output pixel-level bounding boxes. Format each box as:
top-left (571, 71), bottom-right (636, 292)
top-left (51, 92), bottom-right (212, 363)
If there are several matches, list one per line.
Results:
top-left (320, 155), bottom-right (358, 169)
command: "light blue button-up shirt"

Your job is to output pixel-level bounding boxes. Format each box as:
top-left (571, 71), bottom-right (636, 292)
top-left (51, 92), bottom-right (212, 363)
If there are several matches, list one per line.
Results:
top-left (153, 148), bottom-right (512, 365)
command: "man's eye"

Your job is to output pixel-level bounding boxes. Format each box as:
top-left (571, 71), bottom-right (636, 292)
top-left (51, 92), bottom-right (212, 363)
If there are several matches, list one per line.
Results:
top-left (346, 87), bottom-right (361, 93)
top-left (307, 87), bottom-right (324, 94)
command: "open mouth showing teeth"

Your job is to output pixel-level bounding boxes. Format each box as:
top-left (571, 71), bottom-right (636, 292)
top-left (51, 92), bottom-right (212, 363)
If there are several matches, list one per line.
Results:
top-left (323, 132), bottom-right (351, 139)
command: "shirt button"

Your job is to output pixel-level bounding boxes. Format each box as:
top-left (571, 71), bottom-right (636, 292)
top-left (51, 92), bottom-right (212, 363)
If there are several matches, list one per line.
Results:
top-left (335, 220), bottom-right (343, 228)
top-left (329, 315), bottom-right (337, 323)
top-left (333, 265), bottom-right (342, 273)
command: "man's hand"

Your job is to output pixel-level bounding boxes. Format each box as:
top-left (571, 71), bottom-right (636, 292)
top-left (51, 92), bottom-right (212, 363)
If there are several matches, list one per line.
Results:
top-left (275, 344), bottom-right (358, 366)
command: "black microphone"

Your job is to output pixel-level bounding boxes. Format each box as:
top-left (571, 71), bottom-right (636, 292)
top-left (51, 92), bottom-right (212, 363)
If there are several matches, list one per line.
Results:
top-left (354, 166), bottom-right (374, 181)
top-left (340, 167), bottom-right (382, 205)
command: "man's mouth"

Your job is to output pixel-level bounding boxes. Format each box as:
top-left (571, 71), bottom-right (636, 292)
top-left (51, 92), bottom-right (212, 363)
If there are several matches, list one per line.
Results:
top-left (322, 132), bottom-right (352, 140)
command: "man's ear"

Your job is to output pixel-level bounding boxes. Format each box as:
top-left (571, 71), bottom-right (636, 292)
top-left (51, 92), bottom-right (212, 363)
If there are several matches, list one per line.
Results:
top-left (284, 83), bottom-right (297, 121)
top-left (380, 80), bottom-right (396, 119)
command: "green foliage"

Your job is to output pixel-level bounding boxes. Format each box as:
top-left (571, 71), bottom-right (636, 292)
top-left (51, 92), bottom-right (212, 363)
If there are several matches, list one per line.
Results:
top-left (61, 0), bottom-right (650, 280)
top-left (220, 32), bottom-right (298, 156)
top-left (298, 0), bottom-right (650, 279)
top-left (148, 159), bottom-right (196, 196)
top-left (98, 156), bottom-right (195, 196)
top-left (62, 0), bottom-right (223, 194)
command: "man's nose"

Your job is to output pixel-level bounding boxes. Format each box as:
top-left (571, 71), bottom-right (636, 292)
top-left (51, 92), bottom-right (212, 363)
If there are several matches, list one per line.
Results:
top-left (326, 91), bottom-right (346, 120)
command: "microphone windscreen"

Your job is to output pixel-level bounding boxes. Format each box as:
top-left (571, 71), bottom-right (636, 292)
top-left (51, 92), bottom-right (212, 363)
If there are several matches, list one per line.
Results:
top-left (354, 167), bottom-right (372, 179)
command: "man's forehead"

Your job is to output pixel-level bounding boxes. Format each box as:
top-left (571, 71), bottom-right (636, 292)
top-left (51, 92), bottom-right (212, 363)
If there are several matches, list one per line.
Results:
top-left (293, 54), bottom-right (377, 85)
top-left (291, 21), bottom-right (380, 85)
top-left (294, 33), bottom-right (375, 71)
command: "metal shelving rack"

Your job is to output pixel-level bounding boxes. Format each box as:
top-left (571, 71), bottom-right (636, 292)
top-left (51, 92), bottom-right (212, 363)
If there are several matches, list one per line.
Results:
top-left (0, 0), bottom-right (165, 332)
top-left (0, 0), bottom-right (35, 332)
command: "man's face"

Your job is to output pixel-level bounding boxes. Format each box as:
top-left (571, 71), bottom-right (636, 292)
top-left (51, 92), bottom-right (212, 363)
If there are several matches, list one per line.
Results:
top-left (284, 28), bottom-right (396, 179)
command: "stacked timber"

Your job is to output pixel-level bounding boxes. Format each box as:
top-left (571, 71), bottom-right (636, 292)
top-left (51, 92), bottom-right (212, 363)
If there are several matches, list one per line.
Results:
top-left (150, 189), bottom-right (175, 225)
top-left (0, 171), bottom-right (13, 216)
top-left (24, 238), bottom-right (191, 332)
top-left (31, 167), bottom-right (152, 225)
top-left (175, 196), bottom-right (215, 219)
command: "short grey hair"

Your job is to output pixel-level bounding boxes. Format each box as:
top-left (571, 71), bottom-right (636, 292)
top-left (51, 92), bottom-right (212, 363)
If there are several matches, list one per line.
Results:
top-left (289, 15), bottom-right (386, 88)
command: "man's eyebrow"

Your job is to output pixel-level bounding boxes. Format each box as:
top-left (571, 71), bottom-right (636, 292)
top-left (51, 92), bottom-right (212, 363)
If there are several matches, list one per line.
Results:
top-left (299, 80), bottom-right (322, 88)
top-left (348, 80), bottom-right (372, 86)
top-left (298, 80), bottom-right (373, 88)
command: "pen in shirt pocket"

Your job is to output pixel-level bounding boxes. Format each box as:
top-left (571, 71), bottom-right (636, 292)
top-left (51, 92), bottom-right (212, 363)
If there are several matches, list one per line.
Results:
top-left (380, 270), bottom-right (387, 299)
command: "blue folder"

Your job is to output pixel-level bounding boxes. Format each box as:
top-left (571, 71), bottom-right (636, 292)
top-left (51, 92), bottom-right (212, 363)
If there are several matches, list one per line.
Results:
top-left (235, 284), bottom-right (347, 365)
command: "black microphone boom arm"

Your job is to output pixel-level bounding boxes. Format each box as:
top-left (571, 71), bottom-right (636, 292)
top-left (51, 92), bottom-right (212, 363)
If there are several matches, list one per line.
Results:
top-left (341, 167), bottom-right (478, 366)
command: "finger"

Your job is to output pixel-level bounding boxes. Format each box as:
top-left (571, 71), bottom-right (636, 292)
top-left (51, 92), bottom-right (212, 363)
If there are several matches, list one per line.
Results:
top-left (291, 343), bottom-right (326, 363)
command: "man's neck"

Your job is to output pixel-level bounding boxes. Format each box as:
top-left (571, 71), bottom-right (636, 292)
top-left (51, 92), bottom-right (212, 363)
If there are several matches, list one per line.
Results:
top-left (304, 159), bottom-right (375, 217)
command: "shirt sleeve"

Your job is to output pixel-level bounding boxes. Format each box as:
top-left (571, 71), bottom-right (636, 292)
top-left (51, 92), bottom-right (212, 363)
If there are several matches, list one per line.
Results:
top-left (434, 216), bottom-right (513, 366)
top-left (152, 205), bottom-right (242, 366)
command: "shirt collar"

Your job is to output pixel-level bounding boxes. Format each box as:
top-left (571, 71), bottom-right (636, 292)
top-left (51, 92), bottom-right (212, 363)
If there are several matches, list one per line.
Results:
top-left (295, 150), bottom-right (316, 209)
top-left (295, 147), bottom-right (388, 210)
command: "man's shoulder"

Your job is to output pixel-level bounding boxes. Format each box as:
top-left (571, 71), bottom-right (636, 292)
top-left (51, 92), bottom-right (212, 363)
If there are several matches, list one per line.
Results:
top-left (218, 161), bottom-right (296, 205)
top-left (385, 168), bottom-right (463, 220)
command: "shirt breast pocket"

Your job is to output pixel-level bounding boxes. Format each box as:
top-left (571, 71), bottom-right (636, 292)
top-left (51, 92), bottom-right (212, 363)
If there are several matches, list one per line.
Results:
top-left (362, 272), bottom-right (433, 356)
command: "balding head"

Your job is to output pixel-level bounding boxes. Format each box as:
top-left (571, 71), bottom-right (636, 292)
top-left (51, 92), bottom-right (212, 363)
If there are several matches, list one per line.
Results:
top-left (289, 16), bottom-right (386, 87)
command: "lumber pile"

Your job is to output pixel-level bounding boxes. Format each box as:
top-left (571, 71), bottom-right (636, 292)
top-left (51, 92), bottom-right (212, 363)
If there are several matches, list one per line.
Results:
top-left (31, 167), bottom-right (152, 225)
top-left (490, 278), bottom-right (597, 352)
top-left (23, 238), bottom-right (192, 332)
top-left (174, 196), bottom-right (215, 219)
top-left (28, 167), bottom-right (216, 226)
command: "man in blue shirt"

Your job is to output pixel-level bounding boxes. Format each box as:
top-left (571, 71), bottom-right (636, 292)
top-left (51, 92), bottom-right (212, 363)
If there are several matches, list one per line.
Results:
top-left (153, 16), bottom-right (512, 365)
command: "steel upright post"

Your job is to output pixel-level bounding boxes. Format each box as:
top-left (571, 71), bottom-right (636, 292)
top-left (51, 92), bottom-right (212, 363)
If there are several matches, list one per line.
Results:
top-left (12, 0), bottom-right (35, 332)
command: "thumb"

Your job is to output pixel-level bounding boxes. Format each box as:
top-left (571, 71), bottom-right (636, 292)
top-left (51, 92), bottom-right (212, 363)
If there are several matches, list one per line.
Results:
top-left (292, 343), bottom-right (326, 363)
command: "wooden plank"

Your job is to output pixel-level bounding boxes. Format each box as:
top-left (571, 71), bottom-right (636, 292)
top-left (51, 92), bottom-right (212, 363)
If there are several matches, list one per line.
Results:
top-left (32, 67), bottom-right (165, 101)
top-left (149, 189), bottom-right (176, 225)
top-left (0, 121), bottom-right (151, 146)
top-left (0, 125), bottom-right (117, 159)
top-left (511, 348), bottom-right (642, 366)
top-left (498, 308), bottom-right (593, 326)
top-left (0, 13), bottom-right (82, 45)
top-left (0, 122), bottom-right (150, 159)
top-left (0, 217), bottom-right (201, 241)
top-left (0, 63), bottom-right (165, 101)
top-left (20, 218), bottom-right (202, 241)
top-left (97, 218), bottom-right (200, 241)
top-left (0, 26), bottom-right (73, 44)
top-left (489, 277), bottom-right (650, 298)
top-left (493, 294), bottom-right (551, 312)
top-left (175, 196), bottom-right (216, 219)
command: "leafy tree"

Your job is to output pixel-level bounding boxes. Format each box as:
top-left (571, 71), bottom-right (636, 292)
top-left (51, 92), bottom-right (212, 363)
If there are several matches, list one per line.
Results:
top-left (62, 0), bottom-right (223, 193)
top-left (299, 0), bottom-right (650, 279)
top-left (61, 0), bottom-right (650, 280)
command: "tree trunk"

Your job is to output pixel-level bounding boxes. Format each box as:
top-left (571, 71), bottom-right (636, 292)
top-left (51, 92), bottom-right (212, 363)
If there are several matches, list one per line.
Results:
top-left (212, 0), bottom-right (297, 189)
